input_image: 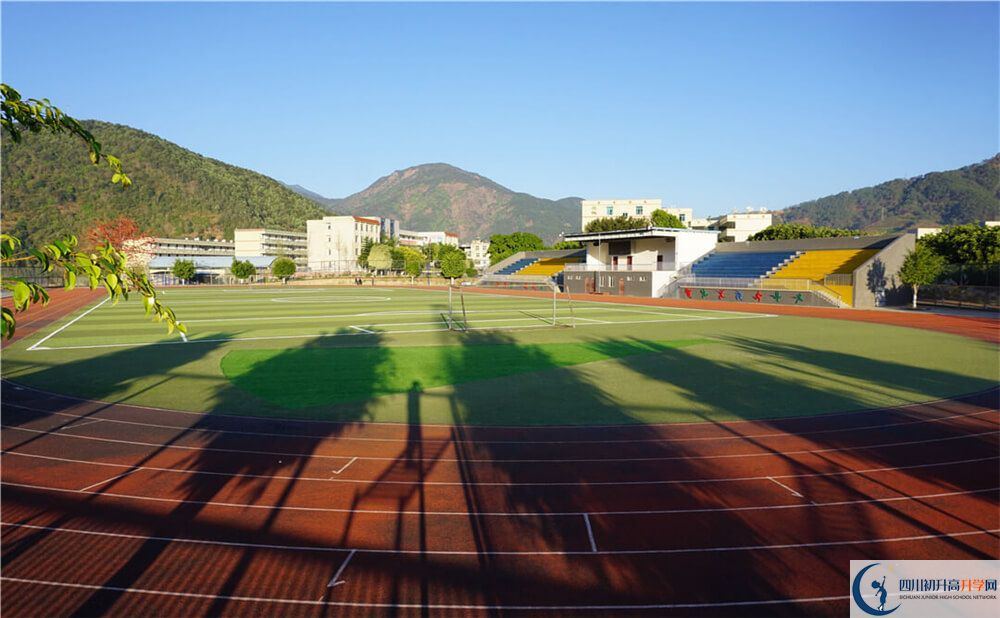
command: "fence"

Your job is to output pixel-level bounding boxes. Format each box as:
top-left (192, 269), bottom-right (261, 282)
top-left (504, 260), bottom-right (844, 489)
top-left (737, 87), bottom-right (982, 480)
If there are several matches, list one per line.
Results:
top-left (919, 285), bottom-right (999, 311)
top-left (564, 262), bottom-right (677, 272)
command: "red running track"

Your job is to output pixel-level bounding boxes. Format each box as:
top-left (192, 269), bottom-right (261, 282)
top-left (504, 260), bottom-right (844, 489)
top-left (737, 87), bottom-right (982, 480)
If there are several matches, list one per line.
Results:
top-left (1, 290), bottom-right (998, 616)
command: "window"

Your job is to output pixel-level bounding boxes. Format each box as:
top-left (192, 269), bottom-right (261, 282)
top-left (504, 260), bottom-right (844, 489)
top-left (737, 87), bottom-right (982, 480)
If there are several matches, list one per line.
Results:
top-left (636, 206), bottom-right (643, 215)
top-left (606, 206), bottom-right (614, 216)
top-left (679, 214), bottom-right (686, 222)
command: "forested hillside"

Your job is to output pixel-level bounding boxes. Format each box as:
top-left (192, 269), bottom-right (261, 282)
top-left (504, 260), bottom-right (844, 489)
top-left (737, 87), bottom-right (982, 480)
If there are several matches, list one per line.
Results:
top-left (1, 121), bottom-right (326, 246)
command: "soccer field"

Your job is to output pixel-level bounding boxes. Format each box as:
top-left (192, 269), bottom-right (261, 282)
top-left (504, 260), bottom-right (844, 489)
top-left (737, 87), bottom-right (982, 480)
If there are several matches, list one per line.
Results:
top-left (2, 286), bottom-right (996, 425)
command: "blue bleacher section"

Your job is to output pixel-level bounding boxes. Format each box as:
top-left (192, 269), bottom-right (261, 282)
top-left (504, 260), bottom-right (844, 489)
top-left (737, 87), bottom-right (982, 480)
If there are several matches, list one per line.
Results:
top-left (494, 258), bottom-right (538, 275)
top-left (690, 251), bottom-right (797, 279)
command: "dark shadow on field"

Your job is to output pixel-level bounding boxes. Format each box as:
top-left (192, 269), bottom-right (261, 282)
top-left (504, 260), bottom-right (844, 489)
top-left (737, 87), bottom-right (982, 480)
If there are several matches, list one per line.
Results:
top-left (585, 335), bottom-right (999, 592)
top-left (3, 315), bottom-right (997, 616)
top-left (1, 330), bottom-right (391, 616)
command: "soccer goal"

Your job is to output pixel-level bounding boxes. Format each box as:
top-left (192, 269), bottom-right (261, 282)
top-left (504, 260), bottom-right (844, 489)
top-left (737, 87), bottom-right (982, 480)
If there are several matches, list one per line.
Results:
top-left (444, 283), bottom-right (575, 332)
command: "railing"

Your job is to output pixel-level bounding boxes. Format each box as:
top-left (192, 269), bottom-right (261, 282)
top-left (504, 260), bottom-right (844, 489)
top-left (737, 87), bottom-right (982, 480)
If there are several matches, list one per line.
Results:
top-left (823, 273), bottom-right (853, 287)
top-left (672, 276), bottom-right (847, 307)
top-left (564, 262), bottom-right (676, 272)
top-left (478, 273), bottom-right (553, 283)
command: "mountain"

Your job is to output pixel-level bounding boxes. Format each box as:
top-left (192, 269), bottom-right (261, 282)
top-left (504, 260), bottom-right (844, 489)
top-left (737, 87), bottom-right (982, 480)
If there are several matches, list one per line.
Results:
top-left (778, 155), bottom-right (1000, 232)
top-left (283, 183), bottom-right (342, 210)
top-left (297, 164), bottom-right (582, 243)
top-left (1, 121), bottom-right (327, 247)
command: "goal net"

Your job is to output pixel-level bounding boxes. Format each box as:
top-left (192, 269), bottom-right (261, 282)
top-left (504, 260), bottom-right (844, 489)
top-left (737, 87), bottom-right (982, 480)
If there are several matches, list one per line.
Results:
top-left (445, 283), bottom-right (575, 332)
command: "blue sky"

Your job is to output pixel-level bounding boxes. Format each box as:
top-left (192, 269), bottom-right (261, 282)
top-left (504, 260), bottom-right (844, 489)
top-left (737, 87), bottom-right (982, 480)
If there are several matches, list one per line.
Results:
top-left (2, 1), bottom-right (997, 217)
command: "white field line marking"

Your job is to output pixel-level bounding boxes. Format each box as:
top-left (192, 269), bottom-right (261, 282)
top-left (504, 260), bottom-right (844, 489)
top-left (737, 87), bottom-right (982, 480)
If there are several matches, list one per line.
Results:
top-left (3, 480), bottom-right (994, 518)
top-left (5, 400), bottom-right (995, 446)
top-left (571, 316), bottom-right (612, 324)
top-left (583, 514), bottom-right (598, 552)
top-left (3, 422), bottom-right (994, 466)
top-left (4, 451), bottom-right (996, 488)
top-left (5, 378), bottom-right (994, 433)
top-left (25, 297), bottom-right (110, 351)
top-left (347, 325), bottom-right (374, 334)
top-left (272, 297), bottom-right (392, 304)
top-left (61, 419), bottom-right (102, 431)
top-left (0, 576), bottom-right (859, 610)
top-left (331, 457), bottom-right (357, 475)
top-left (767, 477), bottom-right (805, 498)
top-left (78, 469), bottom-right (139, 492)
top-left (327, 549), bottom-right (356, 587)
top-left (179, 329), bottom-right (188, 342)
top-left (24, 313), bottom-right (776, 352)
top-left (3, 522), bottom-right (997, 559)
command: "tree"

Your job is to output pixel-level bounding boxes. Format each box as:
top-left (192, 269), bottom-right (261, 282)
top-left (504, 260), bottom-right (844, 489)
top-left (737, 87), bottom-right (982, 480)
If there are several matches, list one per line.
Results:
top-left (367, 244), bottom-right (392, 273)
top-left (399, 246), bottom-right (426, 281)
top-left (465, 265), bottom-right (478, 278)
top-left (357, 238), bottom-right (375, 269)
top-left (440, 251), bottom-right (468, 284)
top-left (487, 232), bottom-right (545, 264)
top-left (0, 84), bottom-right (181, 339)
top-left (748, 223), bottom-right (863, 241)
top-left (920, 224), bottom-right (1000, 267)
top-left (899, 245), bottom-right (946, 309)
top-left (271, 257), bottom-right (296, 283)
top-left (171, 259), bottom-right (196, 283)
top-left (550, 240), bottom-right (582, 250)
top-left (650, 209), bottom-right (686, 228)
top-left (230, 259), bottom-right (256, 283)
top-left (584, 214), bottom-right (649, 233)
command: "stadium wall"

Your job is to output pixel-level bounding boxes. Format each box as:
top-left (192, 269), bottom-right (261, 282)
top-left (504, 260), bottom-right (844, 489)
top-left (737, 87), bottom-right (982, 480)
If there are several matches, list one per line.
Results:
top-left (672, 286), bottom-right (841, 308)
top-left (851, 233), bottom-right (915, 308)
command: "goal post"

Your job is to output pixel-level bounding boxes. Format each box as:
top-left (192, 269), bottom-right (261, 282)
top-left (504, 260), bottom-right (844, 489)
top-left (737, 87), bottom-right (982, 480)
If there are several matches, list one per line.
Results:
top-left (446, 282), bottom-right (574, 332)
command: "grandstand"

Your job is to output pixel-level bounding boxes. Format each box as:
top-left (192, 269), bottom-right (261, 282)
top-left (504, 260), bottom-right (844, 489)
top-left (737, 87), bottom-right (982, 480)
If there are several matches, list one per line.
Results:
top-left (672, 234), bottom-right (915, 308)
top-left (690, 251), bottom-right (798, 280)
top-left (478, 250), bottom-right (584, 290)
top-left (768, 249), bottom-right (878, 306)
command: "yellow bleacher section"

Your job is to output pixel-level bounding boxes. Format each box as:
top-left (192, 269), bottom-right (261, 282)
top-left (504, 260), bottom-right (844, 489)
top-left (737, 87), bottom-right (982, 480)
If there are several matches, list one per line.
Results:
top-left (517, 257), bottom-right (582, 277)
top-left (769, 249), bottom-right (878, 306)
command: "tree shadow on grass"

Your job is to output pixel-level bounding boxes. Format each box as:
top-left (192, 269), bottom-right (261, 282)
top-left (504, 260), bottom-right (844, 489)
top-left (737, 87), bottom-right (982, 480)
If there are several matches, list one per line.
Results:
top-left (2, 329), bottom-right (394, 616)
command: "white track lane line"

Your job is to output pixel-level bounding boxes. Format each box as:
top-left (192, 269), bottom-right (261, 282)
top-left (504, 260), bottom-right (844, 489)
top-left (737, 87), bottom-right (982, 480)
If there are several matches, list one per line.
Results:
top-left (4, 399), bottom-right (995, 445)
top-left (326, 549), bottom-right (356, 588)
top-left (3, 522), bottom-right (996, 558)
top-left (347, 325), bottom-right (374, 334)
top-left (2, 423), bottom-right (995, 465)
top-left (7, 379), bottom-right (989, 431)
top-left (330, 457), bottom-right (357, 475)
top-left (25, 297), bottom-right (109, 351)
top-left (2, 480), bottom-right (994, 517)
top-left (0, 576), bottom-right (857, 610)
top-left (583, 514), bottom-right (598, 552)
top-left (77, 469), bottom-right (138, 492)
top-left (60, 419), bottom-right (102, 431)
top-left (3, 451), bottom-right (997, 488)
top-left (767, 476), bottom-right (805, 498)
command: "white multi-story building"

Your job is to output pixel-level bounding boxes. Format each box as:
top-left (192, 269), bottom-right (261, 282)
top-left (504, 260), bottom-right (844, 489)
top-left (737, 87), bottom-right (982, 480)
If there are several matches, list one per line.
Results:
top-left (690, 210), bottom-right (773, 242)
top-left (363, 215), bottom-right (401, 241)
top-left (580, 199), bottom-right (693, 231)
top-left (150, 237), bottom-right (234, 260)
top-left (235, 228), bottom-right (308, 267)
top-left (306, 216), bottom-right (381, 272)
top-left (398, 230), bottom-right (460, 247)
top-left (461, 239), bottom-right (491, 271)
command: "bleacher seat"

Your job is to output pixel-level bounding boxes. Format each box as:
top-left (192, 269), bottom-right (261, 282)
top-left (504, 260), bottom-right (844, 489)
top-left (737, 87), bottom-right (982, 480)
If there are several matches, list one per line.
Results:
top-left (690, 251), bottom-right (798, 279)
top-left (518, 257), bottom-right (582, 277)
top-left (769, 249), bottom-right (877, 305)
top-left (495, 258), bottom-right (538, 275)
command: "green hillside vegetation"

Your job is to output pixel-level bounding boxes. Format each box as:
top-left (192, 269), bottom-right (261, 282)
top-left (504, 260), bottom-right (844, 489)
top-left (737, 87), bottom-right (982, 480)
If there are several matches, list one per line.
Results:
top-left (779, 154), bottom-right (999, 232)
top-left (2, 120), bottom-right (327, 247)
top-left (331, 163), bottom-right (581, 243)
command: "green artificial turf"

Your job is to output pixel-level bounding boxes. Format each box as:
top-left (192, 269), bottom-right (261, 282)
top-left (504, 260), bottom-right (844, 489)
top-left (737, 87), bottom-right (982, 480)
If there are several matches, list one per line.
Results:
top-left (220, 339), bottom-right (713, 408)
top-left (3, 286), bottom-right (997, 425)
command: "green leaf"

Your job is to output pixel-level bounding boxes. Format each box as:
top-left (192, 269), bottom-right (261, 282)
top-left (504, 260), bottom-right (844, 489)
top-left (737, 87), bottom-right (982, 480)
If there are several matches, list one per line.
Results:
top-left (106, 273), bottom-right (118, 290)
top-left (64, 270), bottom-right (76, 290)
top-left (12, 281), bottom-right (30, 310)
